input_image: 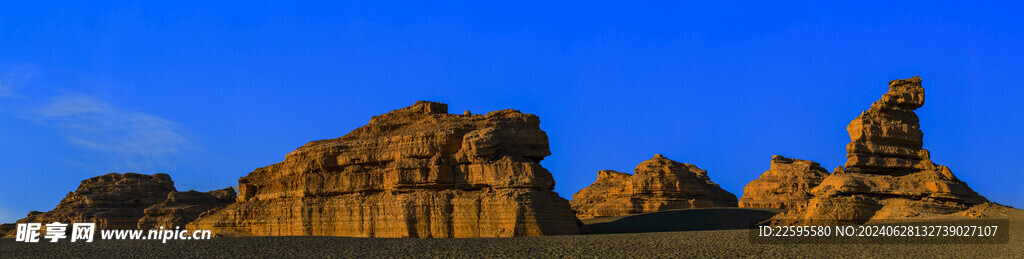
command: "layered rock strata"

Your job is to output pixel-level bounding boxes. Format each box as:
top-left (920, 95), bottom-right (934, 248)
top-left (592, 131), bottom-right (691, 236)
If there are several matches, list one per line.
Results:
top-left (9, 173), bottom-right (177, 234)
top-left (570, 154), bottom-right (738, 219)
top-left (137, 188), bottom-right (236, 230)
top-left (774, 76), bottom-right (988, 224)
top-left (188, 101), bottom-right (580, 237)
top-left (739, 155), bottom-right (829, 209)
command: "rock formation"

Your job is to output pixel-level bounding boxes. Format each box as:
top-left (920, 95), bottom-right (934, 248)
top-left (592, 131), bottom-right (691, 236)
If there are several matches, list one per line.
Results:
top-left (137, 188), bottom-right (236, 230)
top-left (570, 154), bottom-right (738, 219)
top-left (0, 224), bottom-right (14, 237)
top-left (773, 76), bottom-right (988, 224)
top-left (739, 155), bottom-right (829, 209)
top-left (188, 101), bottom-right (580, 237)
top-left (1, 172), bottom-right (237, 238)
top-left (9, 173), bottom-right (177, 234)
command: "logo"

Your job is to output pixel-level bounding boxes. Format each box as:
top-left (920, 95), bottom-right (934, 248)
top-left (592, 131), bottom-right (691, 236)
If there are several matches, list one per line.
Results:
top-left (15, 222), bottom-right (96, 243)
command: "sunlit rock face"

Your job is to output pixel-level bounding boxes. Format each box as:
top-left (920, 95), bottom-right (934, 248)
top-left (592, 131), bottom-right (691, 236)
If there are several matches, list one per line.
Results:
top-left (188, 101), bottom-right (580, 237)
top-left (570, 154), bottom-right (738, 219)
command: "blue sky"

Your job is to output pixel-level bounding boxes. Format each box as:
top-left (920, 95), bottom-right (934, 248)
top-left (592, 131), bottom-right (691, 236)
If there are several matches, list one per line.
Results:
top-left (1, 1), bottom-right (1022, 223)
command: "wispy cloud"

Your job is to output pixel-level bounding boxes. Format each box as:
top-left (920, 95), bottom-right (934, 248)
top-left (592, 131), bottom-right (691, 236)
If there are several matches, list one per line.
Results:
top-left (0, 65), bottom-right (37, 99)
top-left (32, 93), bottom-right (195, 163)
top-left (0, 82), bottom-right (15, 98)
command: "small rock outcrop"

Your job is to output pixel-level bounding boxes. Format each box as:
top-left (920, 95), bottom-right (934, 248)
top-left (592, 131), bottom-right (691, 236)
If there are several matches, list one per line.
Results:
top-left (774, 76), bottom-right (989, 224)
top-left (570, 154), bottom-right (738, 219)
top-left (137, 188), bottom-right (236, 230)
top-left (739, 155), bottom-right (829, 209)
top-left (188, 101), bottom-right (580, 237)
top-left (10, 173), bottom-right (177, 233)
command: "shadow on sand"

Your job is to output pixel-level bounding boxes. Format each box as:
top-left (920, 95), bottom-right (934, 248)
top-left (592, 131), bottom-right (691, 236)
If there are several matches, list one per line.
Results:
top-left (582, 208), bottom-right (784, 234)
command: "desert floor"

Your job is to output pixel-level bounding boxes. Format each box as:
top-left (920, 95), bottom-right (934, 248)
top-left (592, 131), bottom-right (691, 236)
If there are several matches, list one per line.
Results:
top-left (2, 207), bottom-right (1021, 258)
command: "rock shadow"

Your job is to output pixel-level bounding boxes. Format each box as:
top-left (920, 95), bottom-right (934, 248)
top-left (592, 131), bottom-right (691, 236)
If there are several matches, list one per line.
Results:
top-left (582, 208), bottom-right (782, 234)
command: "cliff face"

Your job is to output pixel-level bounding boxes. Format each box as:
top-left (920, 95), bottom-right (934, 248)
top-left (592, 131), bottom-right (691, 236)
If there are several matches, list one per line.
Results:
top-left (739, 155), bottom-right (829, 209)
top-left (774, 77), bottom-right (988, 224)
top-left (137, 188), bottom-right (236, 230)
top-left (187, 101), bottom-right (580, 237)
top-left (570, 154), bottom-right (738, 219)
top-left (9, 173), bottom-right (177, 235)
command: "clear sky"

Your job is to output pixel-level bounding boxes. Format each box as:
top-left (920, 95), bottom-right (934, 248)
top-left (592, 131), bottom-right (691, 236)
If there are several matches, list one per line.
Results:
top-left (1, 1), bottom-right (1022, 223)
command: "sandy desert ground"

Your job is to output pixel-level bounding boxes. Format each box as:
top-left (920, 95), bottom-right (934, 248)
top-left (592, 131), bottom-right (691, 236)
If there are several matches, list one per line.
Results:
top-left (2, 207), bottom-right (1021, 258)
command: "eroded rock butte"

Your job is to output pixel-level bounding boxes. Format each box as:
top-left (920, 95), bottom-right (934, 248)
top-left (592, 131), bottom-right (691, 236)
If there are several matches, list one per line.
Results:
top-left (6, 173), bottom-right (176, 236)
top-left (187, 101), bottom-right (580, 237)
top-left (739, 155), bottom-right (829, 209)
top-left (570, 154), bottom-right (737, 219)
top-left (3, 173), bottom-right (235, 237)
